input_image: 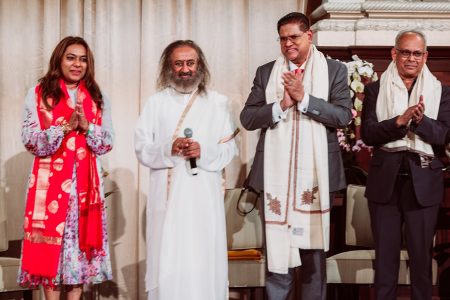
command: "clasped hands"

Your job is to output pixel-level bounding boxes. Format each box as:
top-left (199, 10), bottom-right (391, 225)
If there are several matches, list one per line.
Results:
top-left (171, 137), bottom-right (201, 159)
top-left (65, 99), bottom-right (89, 134)
top-left (280, 70), bottom-right (305, 111)
top-left (396, 95), bottom-right (425, 128)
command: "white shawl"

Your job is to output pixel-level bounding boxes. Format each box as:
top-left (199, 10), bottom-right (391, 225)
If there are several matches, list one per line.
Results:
top-left (264, 45), bottom-right (330, 274)
top-left (376, 61), bottom-right (441, 156)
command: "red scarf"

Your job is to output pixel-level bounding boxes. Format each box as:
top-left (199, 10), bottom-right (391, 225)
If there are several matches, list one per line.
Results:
top-left (22, 80), bottom-right (103, 279)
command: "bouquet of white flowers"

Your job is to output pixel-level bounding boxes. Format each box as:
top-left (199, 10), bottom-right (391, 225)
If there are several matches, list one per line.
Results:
top-left (337, 55), bottom-right (378, 152)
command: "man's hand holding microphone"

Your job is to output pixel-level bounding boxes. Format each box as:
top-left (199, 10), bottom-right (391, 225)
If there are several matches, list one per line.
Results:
top-left (171, 128), bottom-right (200, 175)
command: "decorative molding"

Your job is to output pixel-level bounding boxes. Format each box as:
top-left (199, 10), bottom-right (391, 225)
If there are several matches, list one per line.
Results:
top-left (311, 1), bottom-right (450, 47)
top-left (316, 45), bottom-right (450, 85)
top-left (356, 18), bottom-right (450, 31)
top-left (364, 12), bottom-right (450, 19)
top-left (312, 19), bottom-right (356, 32)
top-left (322, 0), bottom-right (365, 3)
top-left (311, 1), bottom-right (450, 21)
top-left (312, 18), bottom-right (450, 32)
top-left (363, 1), bottom-right (450, 18)
top-left (311, 2), bottom-right (363, 21)
top-left (363, 1), bottom-right (450, 12)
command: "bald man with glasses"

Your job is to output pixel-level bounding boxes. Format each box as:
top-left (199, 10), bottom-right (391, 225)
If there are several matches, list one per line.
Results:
top-left (361, 30), bottom-right (450, 300)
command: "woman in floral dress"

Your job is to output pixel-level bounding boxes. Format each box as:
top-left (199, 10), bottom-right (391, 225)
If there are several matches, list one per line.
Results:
top-left (18, 36), bottom-right (114, 300)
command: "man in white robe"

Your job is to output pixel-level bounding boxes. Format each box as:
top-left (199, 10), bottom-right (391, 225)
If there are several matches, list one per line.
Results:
top-left (135, 40), bottom-right (238, 300)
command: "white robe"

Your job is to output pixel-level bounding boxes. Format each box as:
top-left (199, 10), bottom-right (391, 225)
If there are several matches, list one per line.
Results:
top-left (135, 88), bottom-right (238, 300)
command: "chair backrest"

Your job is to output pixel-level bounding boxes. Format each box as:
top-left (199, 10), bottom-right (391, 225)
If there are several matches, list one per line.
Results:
top-left (224, 188), bottom-right (263, 250)
top-left (0, 188), bottom-right (8, 251)
top-left (0, 180), bottom-right (24, 252)
top-left (345, 184), bottom-right (375, 247)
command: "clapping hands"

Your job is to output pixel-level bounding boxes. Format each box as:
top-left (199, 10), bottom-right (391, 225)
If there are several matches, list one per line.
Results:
top-left (396, 95), bottom-right (425, 127)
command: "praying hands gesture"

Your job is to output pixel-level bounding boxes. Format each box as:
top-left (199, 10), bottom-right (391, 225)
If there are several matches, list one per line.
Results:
top-left (280, 70), bottom-right (305, 111)
top-left (76, 99), bottom-right (89, 133)
top-left (64, 99), bottom-right (89, 134)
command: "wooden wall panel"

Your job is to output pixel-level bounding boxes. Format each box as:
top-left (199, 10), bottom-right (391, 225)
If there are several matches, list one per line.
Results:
top-left (318, 46), bottom-right (450, 85)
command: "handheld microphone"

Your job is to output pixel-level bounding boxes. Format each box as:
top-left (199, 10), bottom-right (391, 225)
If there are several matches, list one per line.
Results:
top-left (183, 128), bottom-right (198, 175)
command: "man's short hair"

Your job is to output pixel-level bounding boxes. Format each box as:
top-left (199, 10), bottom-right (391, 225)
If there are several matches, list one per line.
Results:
top-left (395, 30), bottom-right (428, 50)
top-left (277, 12), bottom-right (310, 33)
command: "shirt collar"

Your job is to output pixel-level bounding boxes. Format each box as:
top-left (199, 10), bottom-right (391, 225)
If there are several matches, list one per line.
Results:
top-left (288, 60), bottom-right (306, 72)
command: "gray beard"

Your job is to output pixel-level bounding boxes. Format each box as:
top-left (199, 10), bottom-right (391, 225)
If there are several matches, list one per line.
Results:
top-left (168, 70), bottom-right (203, 94)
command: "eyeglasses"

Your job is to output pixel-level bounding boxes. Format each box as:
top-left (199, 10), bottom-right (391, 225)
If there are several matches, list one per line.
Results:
top-left (395, 48), bottom-right (426, 59)
top-left (277, 34), bottom-right (303, 44)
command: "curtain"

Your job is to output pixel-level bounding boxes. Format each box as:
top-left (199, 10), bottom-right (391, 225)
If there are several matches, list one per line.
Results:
top-left (0, 0), bottom-right (305, 299)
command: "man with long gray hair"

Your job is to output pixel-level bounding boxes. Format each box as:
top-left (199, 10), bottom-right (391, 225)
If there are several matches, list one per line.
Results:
top-left (135, 40), bottom-right (238, 300)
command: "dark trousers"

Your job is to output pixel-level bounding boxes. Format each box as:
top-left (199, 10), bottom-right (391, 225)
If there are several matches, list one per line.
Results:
top-left (369, 174), bottom-right (439, 300)
top-left (265, 249), bottom-right (327, 300)
top-left (259, 193), bottom-right (329, 300)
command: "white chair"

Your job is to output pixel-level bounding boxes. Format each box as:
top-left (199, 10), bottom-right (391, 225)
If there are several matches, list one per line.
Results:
top-left (0, 188), bottom-right (36, 299)
top-left (224, 188), bottom-right (265, 298)
top-left (326, 184), bottom-right (438, 293)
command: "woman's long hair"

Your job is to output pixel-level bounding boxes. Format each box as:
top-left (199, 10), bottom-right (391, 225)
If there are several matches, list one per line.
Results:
top-left (39, 36), bottom-right (103, 110)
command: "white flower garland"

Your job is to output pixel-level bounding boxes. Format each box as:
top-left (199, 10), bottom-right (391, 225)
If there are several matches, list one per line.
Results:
top-left (336, 55), bottom-right (378, 152)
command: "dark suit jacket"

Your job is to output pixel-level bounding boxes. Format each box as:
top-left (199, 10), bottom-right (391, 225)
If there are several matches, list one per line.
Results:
top-left (240, 59), bottom-right (353, 194)
top-left (361, 81), bottom-right (450, 206)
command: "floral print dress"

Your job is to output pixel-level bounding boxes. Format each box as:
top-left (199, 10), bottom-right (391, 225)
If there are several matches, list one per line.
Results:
top-left (18, 86), bottom-right (114, 286)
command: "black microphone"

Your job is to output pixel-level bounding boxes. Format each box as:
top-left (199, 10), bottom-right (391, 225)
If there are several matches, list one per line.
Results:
top-left (184, 128), bottom-right (198, 175)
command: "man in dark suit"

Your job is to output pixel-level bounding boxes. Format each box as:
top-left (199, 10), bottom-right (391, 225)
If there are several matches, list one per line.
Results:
top-left (361, 30), bottom-right (450, 300)
top-left (240, 12), bottom-right (352, 300)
